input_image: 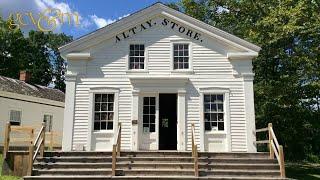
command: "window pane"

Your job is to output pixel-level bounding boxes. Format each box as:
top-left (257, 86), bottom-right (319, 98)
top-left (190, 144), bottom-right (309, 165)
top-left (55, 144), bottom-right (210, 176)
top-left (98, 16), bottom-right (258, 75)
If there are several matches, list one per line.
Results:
top-left (144, 97), bottom-right (149, 105)
top-left (108, 94), bottom-right (114, 102)
top-left (108, 103), bottom-right (113, 111)
top-left (107, 122), bottom-right (113, 130)
top-left (101, 121), bottom-right (107, 130)
top-left (94, 122), bottom-right (100, 130)
top-left (217, 104), bottom-right (223, 112)
top-left (218, 113), bottom-right (224, 121)
top-left (204, 95), bottom-right (210, 102)
top-left (102, 94), bottom-right (108, 102)
top-left (205, 122), bottom-right (211, 131)
top-left (217, 95), bottom-right (223, 102)
top-left (204, 104), bottom-right (210, 112)
top-left (94, 113), bottom-right (100, 120)
top-left (108, 112), bottom-right (114, 120)
top-left (149, 106), bottom-right (155, 114)
top-left (143, 115), bottom-right (149, 124)
top-left (212, 121), bottom-right (217, 127)
top-left (150, 124), bottom-right (155, 132)
top-left (95, 103), bottom-right (100, 111)
top-left (218, 122), bottom-right (224, 130)
top-left (101, 103), bottom-right (107, 111)
top-left (211, 113), bottom-right (217, 122)
top-left (211, 103), bottom-right (217, 112)
top-left (95, 94), bottom-right (102, 102)
top-left (101, 112), bottom-right (107, 120)
top-left (204, 113), bottom-right (210, 121)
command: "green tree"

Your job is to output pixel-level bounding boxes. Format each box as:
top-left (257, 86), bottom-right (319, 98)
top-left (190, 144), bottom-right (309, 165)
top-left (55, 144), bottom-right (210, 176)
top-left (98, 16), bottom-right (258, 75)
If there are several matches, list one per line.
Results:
top-left (173, 0), bottom-right (320, 160)
top-left (0, 17), bottom-right (72, 91)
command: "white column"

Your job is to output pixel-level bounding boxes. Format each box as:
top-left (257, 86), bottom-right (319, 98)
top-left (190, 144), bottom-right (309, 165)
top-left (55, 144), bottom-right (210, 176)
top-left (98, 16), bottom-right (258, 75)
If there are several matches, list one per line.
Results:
top-left (177, 90), bottom-right (186, 151)
top-left (62, 74), bottom-right (77, 151)
top-left (243, 73), bottom-right (256, 152)
top-left (131, 89), bottom-right (140, 151)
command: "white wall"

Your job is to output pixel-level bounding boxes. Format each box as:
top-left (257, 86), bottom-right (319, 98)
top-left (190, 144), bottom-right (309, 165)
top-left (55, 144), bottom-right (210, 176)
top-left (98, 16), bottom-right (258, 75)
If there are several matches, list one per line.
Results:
top-left (65, 15), bottom-right (255, 152)
top-left (0, 91), bottom-right (64, 146)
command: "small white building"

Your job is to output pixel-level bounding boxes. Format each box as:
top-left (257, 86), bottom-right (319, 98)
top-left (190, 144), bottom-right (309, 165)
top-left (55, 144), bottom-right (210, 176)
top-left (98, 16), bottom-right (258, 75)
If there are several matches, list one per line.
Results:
top-left (0, 72), bottom-right (65, 144)
top-left (59, 3), bottom-right (260, 152)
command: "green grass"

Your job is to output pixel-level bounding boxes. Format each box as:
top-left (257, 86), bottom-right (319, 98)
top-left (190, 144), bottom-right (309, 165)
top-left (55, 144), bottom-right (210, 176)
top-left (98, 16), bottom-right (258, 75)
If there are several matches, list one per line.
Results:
top-left (286, 162), bottom-right (320, 180)
top-left (0, 153), bottom-right (21, 180)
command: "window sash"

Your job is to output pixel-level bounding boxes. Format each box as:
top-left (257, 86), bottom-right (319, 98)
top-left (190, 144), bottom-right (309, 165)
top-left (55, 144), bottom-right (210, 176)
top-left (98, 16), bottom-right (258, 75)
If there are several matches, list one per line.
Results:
top-left (10, 110), bottom-right (21, 125)
top-left (203, 94), bottom-right (225, 131)
top-left (94, 94), bottom-right (115, 130)
top-left (143, 97), bottom-right (156, 133)
top-left (173, 44), bottom-right (189, 69)
top-left (129, 44), bottom-right (145, 69)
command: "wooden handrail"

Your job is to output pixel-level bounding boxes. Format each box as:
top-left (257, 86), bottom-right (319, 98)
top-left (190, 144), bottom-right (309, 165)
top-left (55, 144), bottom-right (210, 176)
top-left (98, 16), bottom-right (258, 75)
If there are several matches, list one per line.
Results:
top-left (112, 123), bottom-right (122, 176)
top-left (28, 122), bottom-right (46, 176)
top-left (191, 123), bottom-right (199, 177)
top-left (255, 123), bottom-right (285, 178)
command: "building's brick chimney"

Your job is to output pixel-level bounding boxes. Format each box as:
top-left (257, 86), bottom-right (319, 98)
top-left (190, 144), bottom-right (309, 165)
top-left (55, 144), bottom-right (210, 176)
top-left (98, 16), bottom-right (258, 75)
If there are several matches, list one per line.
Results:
top-left (19, 70), bottom-right (31, 83)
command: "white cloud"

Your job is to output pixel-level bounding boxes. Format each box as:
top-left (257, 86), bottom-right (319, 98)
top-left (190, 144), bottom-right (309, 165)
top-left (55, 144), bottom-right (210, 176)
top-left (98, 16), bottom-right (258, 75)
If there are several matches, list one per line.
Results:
top-left (90, 15), bottom-right (108, 28)
top-left (90, 14), bottom-right (130, 28)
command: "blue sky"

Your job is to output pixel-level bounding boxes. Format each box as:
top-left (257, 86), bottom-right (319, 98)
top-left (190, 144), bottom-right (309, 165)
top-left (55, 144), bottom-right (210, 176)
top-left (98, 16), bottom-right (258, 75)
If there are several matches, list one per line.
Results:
top-left (0, 0), bottom-right (178, 38)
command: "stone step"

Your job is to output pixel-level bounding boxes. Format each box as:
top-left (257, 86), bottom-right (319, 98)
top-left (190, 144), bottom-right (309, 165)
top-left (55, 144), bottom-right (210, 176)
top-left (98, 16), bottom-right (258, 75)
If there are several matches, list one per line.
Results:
top-left (24, 175), bottom-right (285, 180)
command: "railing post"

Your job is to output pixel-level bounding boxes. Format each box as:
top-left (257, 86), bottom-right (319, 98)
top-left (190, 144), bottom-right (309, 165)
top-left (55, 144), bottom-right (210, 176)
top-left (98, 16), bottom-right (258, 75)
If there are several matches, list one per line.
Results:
top-left (279, 145), bottom-right (286, 178)
top-left (3, 122), bottom-right (11, 159)
top-left (194, 146), bottom-right (199, 177)
top-left (50, 132), bottom-right (54, 151)
top-left (27, 143), bottom-right (34, 176)
top-left (40, 122), bottom-right (46, 157)
top-left (30, 128), bottom-right (34, 144)
top-left (268, 123), bottom-right (274, 159)
top-left (117, 123), bottom-right (121, 157)
top-left (112, 144), bottom-right (117, 176)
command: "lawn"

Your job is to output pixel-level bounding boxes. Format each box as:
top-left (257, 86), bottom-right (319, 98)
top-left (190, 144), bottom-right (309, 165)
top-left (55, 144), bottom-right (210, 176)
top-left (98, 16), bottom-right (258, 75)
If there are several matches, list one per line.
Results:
top-left (0, 153), bottom-right (21, 180)
top-left (286, 162), bottom-right (320, 180)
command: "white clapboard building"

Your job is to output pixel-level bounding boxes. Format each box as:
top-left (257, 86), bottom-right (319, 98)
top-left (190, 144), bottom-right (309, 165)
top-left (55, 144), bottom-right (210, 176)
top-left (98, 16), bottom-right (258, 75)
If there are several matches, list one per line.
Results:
top-left (59, 3), bottom-right (260, 152)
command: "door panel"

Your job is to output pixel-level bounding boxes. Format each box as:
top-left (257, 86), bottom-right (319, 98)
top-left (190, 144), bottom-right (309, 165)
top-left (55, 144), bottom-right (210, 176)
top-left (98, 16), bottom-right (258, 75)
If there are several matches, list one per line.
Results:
top-left (159, 94), bottom-right (177, 150)
top-left (139, 95), bottom-right (158, 150)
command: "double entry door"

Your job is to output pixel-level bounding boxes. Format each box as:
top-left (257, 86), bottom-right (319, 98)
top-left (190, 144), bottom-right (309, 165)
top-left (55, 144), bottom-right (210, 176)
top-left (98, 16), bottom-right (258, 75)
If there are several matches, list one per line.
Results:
top-left (139, 93), bottom-right (177, 150)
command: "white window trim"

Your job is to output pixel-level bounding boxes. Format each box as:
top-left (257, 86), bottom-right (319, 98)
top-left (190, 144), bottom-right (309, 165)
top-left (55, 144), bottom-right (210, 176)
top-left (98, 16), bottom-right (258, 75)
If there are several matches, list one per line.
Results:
top-left (199, 87), bottom-right (231, 151)
top-left (126, 42), bottom-right (149, 73)
top-left (9, 109), bottom-right (22, 125)
top-left (170, 41), bottom-right (193, 73)
top-left (87, 87), bottom-right (119, 151)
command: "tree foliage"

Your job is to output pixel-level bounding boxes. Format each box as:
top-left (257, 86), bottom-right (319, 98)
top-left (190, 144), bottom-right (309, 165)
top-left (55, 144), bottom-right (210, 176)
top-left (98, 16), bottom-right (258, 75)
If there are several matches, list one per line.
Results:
top-left (173, 0), bottom-right (320, 160)
top-left (0, 17), bottom-right (72, 92)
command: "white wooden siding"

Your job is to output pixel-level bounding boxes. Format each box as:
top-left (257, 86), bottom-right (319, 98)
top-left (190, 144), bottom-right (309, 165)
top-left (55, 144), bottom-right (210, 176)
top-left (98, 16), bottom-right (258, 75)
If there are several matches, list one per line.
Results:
top-left (70, 17), bottom-right (249, 151)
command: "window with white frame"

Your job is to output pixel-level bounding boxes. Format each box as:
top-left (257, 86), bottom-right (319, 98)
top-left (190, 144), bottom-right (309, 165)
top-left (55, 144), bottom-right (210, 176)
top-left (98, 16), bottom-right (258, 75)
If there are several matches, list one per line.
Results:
top-left (129, 44), bottom-right (145, 69)
top-left (143, 97), bottom-right (156, 133)
top-left (204, 94), bottom-right (224, 131)
top-left (9, 110), bottom-right (21, 126)
top-left (94, 94), bottom-right (114, 130)
top-left (173, 44), bottom-right (189, 69)
top-left (43, 114), bottom-right (53, 132)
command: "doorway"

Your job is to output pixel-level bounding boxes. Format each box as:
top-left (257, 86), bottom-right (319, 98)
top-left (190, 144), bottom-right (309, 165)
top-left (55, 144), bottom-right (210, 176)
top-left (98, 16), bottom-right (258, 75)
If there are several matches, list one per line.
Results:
top-left (159, 94), bottom-right (177, 150)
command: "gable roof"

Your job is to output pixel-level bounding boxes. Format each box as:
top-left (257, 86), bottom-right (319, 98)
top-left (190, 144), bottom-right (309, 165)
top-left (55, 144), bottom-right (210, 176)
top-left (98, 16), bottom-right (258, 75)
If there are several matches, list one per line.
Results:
top-left (0, 75), bottom-right (65, 102)
top-left (59, 2), bottom-right (260, 55)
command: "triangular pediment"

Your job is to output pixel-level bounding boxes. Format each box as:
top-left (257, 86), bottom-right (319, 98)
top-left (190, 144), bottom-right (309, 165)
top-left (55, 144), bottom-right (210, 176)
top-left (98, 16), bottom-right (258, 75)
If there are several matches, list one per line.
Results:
top-left (59, 3), bottom-right (260, 58)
